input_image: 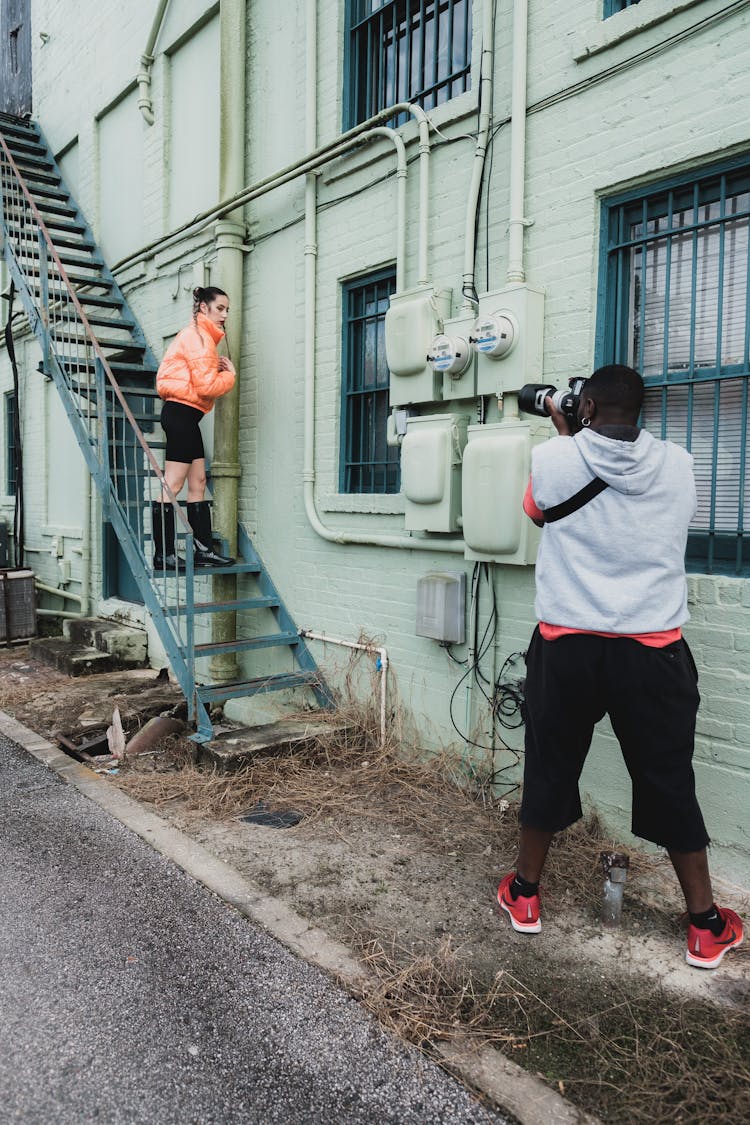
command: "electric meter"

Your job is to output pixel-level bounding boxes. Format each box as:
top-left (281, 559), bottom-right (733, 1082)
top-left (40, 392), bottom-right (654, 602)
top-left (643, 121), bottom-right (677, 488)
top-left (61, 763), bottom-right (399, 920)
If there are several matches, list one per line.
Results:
top-left (471, 313), bottom-right (516, 358)
top-left (428, 334), bottom-right (471, 377)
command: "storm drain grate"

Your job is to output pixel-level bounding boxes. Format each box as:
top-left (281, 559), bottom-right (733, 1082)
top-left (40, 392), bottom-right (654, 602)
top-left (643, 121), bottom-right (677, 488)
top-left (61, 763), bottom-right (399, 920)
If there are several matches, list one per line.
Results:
top-left (235, 801), bottom-right (303, 829)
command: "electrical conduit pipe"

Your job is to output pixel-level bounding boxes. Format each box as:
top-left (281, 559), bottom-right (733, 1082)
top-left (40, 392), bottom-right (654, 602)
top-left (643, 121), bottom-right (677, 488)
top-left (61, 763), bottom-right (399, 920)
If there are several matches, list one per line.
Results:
top-left (303, 0), bottom-right (462, 552)
top-left (507, 0), bottom-right (530, 284)
top-left (461, 0), bottom-right (496, 311)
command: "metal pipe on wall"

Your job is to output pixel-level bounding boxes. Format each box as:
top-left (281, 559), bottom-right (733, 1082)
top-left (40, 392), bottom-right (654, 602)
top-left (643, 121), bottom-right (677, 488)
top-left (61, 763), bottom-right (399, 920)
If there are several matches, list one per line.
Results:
top-left (137, 0), bottom-right (172, 125)
top-left (507, 0), bottom-right (530, 284)
top-left (461, 0), bottom-right (496, 311)
top-left (210, 0), bottom-right (247, 682)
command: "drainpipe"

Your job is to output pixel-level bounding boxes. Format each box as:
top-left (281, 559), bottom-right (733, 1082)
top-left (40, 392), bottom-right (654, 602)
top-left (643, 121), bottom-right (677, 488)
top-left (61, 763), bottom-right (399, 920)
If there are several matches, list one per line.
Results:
top-left (507, 0), bottom-right (530, 284)
top-left (137, 0), bottom-right (172, 126)
top-left (461, 0), bottom-right (496, 311)
top-left (210, 0), bottom-right (247, 682)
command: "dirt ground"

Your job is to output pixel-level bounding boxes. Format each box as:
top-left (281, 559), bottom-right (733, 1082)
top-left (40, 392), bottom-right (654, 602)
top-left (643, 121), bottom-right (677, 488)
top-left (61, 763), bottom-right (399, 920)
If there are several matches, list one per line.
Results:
top-left (1, 643), bottom-right (749, 1125)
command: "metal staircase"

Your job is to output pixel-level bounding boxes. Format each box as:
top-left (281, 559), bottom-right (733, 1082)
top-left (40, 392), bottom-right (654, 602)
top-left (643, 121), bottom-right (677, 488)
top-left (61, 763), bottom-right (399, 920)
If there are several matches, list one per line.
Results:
top-left (0, 112), bottom-right (331, 741)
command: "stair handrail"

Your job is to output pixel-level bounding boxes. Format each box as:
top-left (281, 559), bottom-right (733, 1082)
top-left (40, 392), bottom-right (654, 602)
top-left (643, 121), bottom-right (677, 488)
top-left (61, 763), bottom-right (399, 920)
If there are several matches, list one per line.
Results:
top-left (0, 128), bottom-right (201, 726)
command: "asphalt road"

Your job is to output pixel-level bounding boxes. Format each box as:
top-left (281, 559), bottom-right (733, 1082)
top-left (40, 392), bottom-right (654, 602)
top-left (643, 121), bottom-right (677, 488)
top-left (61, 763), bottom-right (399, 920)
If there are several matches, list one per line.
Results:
top-left (0, 733), bottom-right (507, 1125)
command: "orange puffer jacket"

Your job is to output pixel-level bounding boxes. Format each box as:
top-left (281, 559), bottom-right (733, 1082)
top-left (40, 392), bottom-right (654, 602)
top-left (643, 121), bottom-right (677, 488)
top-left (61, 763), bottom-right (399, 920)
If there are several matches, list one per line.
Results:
top-left (156, 313), bottom-right (235, 414)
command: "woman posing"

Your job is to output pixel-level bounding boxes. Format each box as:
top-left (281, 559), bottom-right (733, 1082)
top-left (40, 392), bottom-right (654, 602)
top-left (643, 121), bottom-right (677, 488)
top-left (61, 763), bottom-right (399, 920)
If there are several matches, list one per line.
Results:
top-left (152, 285), bottom-right (236, 570)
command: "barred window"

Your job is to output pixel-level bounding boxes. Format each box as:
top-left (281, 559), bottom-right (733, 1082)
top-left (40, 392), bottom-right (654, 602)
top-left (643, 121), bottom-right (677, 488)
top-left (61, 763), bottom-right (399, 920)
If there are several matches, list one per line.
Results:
top-left (600, 162), bottom-right (750, 574)
top-left (345, 0), bottom-right (472, 127)
top-left (341, 271), bottom-right (400, 495)
top-left (603, 0), bottom-right (641, 17)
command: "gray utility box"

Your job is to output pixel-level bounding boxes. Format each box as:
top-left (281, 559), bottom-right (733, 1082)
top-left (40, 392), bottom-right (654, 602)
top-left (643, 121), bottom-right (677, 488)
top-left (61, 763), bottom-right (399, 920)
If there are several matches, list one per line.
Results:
top-left (415, 571), bottom-right (466, 644)
top-left (0, 568), bottom-right (37, 643)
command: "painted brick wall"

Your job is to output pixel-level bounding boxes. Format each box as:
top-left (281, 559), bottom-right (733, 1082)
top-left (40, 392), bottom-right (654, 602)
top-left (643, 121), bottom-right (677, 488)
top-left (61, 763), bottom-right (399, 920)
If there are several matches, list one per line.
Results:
top-left (1, 0), bottom-right (747, 884)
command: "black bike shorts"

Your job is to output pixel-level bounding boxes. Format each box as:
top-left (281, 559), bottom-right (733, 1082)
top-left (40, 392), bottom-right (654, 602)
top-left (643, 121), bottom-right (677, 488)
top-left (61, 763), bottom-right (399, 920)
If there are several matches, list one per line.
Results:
top-left (160, 400), bottom-right (205, 464)
top-left (520, 628), bottom-right (709, 852)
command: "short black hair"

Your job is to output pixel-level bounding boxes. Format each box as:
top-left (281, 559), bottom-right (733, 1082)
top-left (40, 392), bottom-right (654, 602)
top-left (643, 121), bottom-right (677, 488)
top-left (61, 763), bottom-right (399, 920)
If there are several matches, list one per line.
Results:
top-left (584, 364), bottom-right (644, 421)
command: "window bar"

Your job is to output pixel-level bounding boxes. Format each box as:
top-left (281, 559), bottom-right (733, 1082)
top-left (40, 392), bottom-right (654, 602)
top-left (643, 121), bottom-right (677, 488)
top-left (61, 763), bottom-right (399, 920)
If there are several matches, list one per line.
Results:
top-left (714, 175), bottom-right (727, 375)
top-left (447, 0), bottom-right (456, 82)
top-left (614, 208), bottom-right (628, 362)
top-left (659, 384), bottom-right (667, 442)
top-left (371, 304), bottom-right (379, 493)
top-left (383, 6), bottom-right (391, 114)
top-left (745, 201), bottom-right (750, 373)
top-left (431, 0), bottom-right (440, 98)
top-left (737, 377), bottom-right (748, 572)
top-left (364, 16), bottom-right (373, 126)
top-left (662, 191), bottom-right (673, 378)
top-left (637, 198), bottom-right (647, 375)
top-left (688, 182), bottom-right (700, 381)
top-left (417, 0), bottom-right (426, 99)
top-left (707, 381), bottom-right (721, 572)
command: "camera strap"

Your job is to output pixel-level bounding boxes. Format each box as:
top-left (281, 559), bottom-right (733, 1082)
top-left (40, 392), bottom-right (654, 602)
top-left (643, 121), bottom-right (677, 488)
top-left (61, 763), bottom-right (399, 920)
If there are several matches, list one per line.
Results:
top-left (542, 477), bottom-right (609, 523)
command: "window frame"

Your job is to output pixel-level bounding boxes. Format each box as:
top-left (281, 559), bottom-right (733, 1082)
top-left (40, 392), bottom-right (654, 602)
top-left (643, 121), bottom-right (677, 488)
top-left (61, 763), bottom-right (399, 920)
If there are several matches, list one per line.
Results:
top-left (343, 0), bottom-right (472, 129)
top-left (603, 0), bottom-right (641, 17)
top-left (339, 267), bottom-right (401, 496)
top-left (596, 156), bottom-right (750, 575)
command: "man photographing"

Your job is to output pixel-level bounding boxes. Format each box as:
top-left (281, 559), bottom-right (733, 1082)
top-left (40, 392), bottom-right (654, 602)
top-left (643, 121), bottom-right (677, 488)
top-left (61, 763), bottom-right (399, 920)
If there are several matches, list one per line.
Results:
top-left (497, 364), bottom-right (744, 968)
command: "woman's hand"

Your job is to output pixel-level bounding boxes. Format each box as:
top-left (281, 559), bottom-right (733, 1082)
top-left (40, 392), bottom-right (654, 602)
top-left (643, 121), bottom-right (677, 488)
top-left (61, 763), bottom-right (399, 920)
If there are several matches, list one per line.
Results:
top-left (218, 356), bottom-right (235, 374)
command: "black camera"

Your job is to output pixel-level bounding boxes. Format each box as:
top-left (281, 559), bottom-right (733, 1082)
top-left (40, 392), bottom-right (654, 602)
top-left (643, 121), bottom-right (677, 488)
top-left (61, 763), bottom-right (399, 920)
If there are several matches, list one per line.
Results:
top-left (518, 377), bottom-right (587, 424)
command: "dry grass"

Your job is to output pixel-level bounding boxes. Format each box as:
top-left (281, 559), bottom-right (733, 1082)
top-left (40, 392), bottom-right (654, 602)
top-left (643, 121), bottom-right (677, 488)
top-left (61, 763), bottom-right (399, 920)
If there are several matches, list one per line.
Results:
top-left (9, 640), bottom-right (743, 1125)
top-left (357, 933), bottom-right (750, 1125)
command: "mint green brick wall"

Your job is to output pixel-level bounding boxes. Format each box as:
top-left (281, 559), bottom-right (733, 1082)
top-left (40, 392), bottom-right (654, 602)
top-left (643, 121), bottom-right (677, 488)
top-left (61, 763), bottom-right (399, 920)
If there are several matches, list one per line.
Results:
top-left (6, 0), bottom-right (747, 887)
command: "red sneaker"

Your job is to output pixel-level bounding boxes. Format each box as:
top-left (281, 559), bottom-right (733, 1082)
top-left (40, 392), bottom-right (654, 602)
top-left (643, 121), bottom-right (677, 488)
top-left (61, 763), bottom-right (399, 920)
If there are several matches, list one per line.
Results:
top-left (686, 906), bottom-right (744, 969)
top-left (497, 872), bottom-right (541, 933)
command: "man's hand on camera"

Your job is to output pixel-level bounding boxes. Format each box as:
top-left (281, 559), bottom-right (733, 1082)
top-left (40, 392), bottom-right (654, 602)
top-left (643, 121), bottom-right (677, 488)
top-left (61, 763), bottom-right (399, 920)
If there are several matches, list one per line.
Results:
top-left (545, 396), bottom-right (580, 436)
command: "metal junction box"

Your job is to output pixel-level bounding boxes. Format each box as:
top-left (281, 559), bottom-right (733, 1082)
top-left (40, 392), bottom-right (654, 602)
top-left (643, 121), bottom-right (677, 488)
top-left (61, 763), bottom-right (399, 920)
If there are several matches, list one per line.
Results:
top-left (474, 284), bottom-right (545, 398)
top-left (415, 570), bottom-right (466, 644)
top-left (461, 421), bottom-right (539, 565)
top-left (385, 285), bottom-right (452, 406)
top-left (401, 413), bottom-right (467, 533)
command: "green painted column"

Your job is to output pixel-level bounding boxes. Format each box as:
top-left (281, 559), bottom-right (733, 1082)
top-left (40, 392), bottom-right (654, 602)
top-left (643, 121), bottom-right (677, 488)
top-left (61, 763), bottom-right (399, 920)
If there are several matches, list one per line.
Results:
top-left (210, 0), bottom-right (247, 683)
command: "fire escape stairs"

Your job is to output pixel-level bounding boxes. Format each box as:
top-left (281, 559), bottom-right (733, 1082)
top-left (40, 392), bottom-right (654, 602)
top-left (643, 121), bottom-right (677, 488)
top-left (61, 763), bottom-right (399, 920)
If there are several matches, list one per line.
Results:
top-left (0, 111), bottom-right (332, 742)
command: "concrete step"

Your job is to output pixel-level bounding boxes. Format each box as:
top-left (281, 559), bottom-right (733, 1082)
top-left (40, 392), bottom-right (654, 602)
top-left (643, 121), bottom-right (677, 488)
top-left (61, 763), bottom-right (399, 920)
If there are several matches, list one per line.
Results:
top-left (28, 637), bottom-right (134, 677)
top-left (62, 617), bottom-right (148, 664)
top-left (199, 716), bottom-right (344, 771)
top-left (29, 618), bottom-right (148, 677)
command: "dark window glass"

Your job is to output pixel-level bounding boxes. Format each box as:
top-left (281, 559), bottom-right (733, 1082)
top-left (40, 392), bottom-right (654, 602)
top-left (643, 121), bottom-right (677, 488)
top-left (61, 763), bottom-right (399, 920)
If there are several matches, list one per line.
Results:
top-left (604, 0), bottom-right (641, 18)
top-left (346, 0), bottom-right (472, 126)
top-left (601, 164), bottom-right (750, 574)
top-left (341, 271), bottom-right (400, 494)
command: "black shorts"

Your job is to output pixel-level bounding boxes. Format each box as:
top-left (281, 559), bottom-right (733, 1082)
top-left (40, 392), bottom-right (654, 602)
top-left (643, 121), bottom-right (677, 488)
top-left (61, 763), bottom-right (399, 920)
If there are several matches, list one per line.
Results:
top-left (160, 400), bottom-right (205, 464)
top-left (520, 628), bottom-right (709, 852)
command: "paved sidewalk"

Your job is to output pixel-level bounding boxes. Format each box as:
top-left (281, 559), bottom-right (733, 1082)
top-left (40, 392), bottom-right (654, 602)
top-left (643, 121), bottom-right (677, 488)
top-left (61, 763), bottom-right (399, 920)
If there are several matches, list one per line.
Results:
top-left (0, 733), bottom-right (506, 1125)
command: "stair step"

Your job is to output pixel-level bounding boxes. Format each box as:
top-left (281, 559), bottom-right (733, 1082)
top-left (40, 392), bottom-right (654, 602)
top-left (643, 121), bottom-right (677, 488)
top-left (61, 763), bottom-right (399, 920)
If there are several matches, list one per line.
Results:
top-left (168, 596), bottom-right (281, 615)
top-left (82, 312), bottom-right (136, 330)
top-left (52, 330), bottom-right (143, 351)
top-left (195, 631), bottom-right (299, 658)
top-left (3, 136), bottom-right (47, 158)
top-left (40, 217), bottom-right (87, 235)
top-left (196, 671), bottom-right (321, 704)
top-left (200, 716), bottom-right (336, 770)
top-left (30, 198), bottom-right (78, 217)
top-left (6, 151), bottom-right (55, 172)
top-left (43, 234), bottom-right (97, 253)
top-left (193, 560), bottom-right (261, 577)
top-left (20, 181), bottom-right (69, 201)
top-left (28, 266), bottom-right (112, 287)
top-left (0, 117), bottom-right (41, 141)
top-left (75, 292), bottom-right (127, 309)
top-left (19, 165), bottom-right (60, 185)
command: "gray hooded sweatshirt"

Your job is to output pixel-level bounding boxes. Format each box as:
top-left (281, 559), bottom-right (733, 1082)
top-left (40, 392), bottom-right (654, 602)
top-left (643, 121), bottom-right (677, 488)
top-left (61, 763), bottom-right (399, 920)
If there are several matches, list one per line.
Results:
top-left (531, 428), bottom-right (697, 634)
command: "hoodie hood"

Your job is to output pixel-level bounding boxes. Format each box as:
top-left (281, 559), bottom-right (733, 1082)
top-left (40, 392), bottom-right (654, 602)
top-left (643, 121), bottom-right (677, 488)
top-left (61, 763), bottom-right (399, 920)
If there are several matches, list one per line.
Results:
top-left (574, 427), bottom-right (667, 496)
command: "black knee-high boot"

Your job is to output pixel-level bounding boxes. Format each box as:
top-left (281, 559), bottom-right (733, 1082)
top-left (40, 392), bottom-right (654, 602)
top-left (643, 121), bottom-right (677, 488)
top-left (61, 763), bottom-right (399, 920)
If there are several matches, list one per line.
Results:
top-left (186, 500), bottom-right (235, 568)
top-left (151, 502), bottom-right (185, 572)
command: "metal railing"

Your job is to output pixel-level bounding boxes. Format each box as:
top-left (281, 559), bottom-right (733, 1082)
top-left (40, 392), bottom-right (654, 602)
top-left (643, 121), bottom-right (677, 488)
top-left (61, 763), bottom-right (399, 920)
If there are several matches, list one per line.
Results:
top-left (0, 132), bottom-right (204, 728)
